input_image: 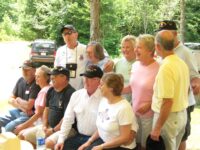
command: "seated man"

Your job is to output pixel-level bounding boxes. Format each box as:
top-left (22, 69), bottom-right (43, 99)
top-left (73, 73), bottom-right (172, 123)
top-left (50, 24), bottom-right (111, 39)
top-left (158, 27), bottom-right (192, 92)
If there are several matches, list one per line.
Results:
top-left (55, 65), bottom-right (103, 150)
top-left (18, 66), bottom-right (76, 149)
top-left (0, 60), bottom-right (40, 132)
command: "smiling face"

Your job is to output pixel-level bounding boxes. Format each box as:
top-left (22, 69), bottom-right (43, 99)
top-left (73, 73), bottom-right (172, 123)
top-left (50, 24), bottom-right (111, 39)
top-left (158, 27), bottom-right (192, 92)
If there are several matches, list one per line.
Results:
top-left (121, 40), bottom-right (136, 61)
top-left (62, 29), bottom-right (78, 45)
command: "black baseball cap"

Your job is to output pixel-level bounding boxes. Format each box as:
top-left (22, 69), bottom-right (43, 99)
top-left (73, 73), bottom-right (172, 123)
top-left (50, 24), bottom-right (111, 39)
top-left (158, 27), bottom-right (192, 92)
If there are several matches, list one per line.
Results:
top-left (156, 20), bottom-right (177, 32)
top-left (49, 66), bottom-right (70, 78)
top-left (60, 24), bottom-right (77, 33)
top-left (80, 65), bottom-right (103, 78)
top-left (146, 135), bottom-right (165, 150)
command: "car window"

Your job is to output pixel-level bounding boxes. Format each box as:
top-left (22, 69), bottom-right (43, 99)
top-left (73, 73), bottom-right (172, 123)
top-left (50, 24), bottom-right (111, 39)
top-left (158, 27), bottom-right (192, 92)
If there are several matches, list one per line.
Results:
top-left (33, 43), bottom-right (56, 52)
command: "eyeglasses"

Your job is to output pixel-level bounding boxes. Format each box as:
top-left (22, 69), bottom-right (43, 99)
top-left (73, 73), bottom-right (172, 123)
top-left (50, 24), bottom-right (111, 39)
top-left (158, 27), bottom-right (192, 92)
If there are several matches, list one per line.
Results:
top-left (62, 31), bottom-right (74, 36)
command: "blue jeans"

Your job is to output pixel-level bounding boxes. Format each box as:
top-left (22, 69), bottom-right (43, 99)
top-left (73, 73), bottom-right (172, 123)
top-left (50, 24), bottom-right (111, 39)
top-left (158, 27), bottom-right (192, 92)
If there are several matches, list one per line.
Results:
top-left (63, 133), bottom-right (91, 150)
top-left (0, 109), bottom-right (30, 132)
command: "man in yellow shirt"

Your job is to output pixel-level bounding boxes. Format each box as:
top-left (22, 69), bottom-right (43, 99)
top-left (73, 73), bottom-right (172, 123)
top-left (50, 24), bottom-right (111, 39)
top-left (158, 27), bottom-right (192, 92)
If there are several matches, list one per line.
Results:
top-left (151, 30), bottom-right (190, 150)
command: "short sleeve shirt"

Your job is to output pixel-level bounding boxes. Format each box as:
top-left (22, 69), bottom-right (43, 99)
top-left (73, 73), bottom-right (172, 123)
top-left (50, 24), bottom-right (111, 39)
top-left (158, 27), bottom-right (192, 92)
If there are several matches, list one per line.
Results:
top-left (46, 84), bottom-right (75, 128)
top-left (13, 77), bottom-right (41, 101)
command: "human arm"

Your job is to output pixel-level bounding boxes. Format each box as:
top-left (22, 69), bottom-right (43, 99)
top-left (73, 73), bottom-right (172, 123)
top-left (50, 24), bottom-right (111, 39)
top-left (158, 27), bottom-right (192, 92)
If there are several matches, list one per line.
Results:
top-left (150, 98), bottom-right (173, 141)
top-left (14, 105), bottom-right (45, 134)
top-left (122, 85), bottom-right (132, 94)
top-left (136, 101), bottom-right (152, 115)
top-left (191, 77), bottom-right (200, 95)
top-left (103, 59), bottom-right (114, 72)
top-left (78, 130), bottom-right (99, 150)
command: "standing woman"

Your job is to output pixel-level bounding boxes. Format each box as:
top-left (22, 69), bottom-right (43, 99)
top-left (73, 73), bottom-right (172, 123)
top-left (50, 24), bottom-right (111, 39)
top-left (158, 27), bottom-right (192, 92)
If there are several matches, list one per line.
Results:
top-left (16, 65), bottom-right (51, 137)
top-left (123, 34), bottom-right (159, 150)
top-left (79, 73), bottom-right (138, 150)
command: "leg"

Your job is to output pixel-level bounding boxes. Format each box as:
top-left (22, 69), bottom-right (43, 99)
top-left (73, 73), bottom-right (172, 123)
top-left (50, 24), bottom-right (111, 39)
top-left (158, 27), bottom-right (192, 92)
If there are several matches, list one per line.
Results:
top-left (63, 134), bottom-right (90, 150)
top-left (85, 138), bottom-right (104, 150)
top-left (5, 115), bottom-right (29, 132)
top-left (45, 131), bottom-right (60, 149)
top-left (0, 109), bottom-right (20, 127)
top-left (178, 105), bottom-right (194, 150)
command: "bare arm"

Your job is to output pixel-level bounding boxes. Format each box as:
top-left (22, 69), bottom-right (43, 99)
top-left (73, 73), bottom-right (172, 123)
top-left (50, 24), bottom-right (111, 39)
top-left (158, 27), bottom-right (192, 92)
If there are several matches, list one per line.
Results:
top-left (43, 107), bottom-right (49, 128)
top-left (16, 97), bottom-right (35, 111)
top-left (191, 77), bottom-right (200, 95)
top-left (122, 85), bottom-right (132, 94)
top-left (150, 98), bottom-right (173, 141)
top-left (97, 124), bottom-right (132, 149)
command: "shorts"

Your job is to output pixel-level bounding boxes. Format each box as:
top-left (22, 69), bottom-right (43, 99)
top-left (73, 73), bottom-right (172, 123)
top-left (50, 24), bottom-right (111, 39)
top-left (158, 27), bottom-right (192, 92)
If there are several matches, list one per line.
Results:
top-left (181, 105), bottom-right (195, 141)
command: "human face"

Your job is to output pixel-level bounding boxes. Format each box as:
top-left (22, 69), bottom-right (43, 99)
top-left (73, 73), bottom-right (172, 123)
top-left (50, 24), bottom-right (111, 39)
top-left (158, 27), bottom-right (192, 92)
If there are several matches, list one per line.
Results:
top-left (99, 80), bottom-right (111, 98)
top-left (35, 69), bottom-right (47, 87)
top-left (50, 74), bottom-right (66, 89)
top-left (83, 77), bottom-right (100, 95)
top-left (22, 68), bottom-right (36, 83)
top-left (134, 40), bottom-right (152, 63)
top-left (121, 41), bottom-right (135, 61)
top-left (86, 46), bottom-right (97, 63)
top-left (62, 29), bottom-right (78, 44)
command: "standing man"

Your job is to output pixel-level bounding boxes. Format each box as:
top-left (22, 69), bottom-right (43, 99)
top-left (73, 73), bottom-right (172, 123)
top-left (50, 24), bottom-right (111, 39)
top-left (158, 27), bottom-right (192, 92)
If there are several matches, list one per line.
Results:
top-left (0, 60), bottom-right (40, 132)
top-left (55, 65), bottom-right (103, 150)
top-left (54, 25), bottom-right (87, 90)
top-left (156, 20), bottom-right (200, 150)
top-left (151, 30), bottom-right (190, 150)
top-left (55, 24), bottom-right (113, 90)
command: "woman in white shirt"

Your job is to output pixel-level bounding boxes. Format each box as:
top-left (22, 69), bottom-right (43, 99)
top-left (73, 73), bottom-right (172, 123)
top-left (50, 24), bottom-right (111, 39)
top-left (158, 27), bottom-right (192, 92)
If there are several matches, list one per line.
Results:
top-left (78, 73), bottom-right (138, 150)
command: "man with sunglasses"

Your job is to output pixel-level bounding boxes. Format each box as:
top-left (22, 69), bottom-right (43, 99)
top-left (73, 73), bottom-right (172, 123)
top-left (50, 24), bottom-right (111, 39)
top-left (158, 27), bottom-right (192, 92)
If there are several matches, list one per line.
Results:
top-left (54, 24), bottom-right (114, 91)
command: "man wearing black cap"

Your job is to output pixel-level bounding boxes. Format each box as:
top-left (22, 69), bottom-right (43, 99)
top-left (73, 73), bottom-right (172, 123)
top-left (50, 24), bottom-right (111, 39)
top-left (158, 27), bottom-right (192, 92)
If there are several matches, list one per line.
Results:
top-left (156, 20), bottom-right (200, 150)
top-left (20, 66), bottom-right (75, 149)
top-left (54, 24), bottom-right (88, 91)
top-left (0, 60), bottom-right (40, 133)
top-left (55, 24), bottom-right (113, 91)
top-left (55, 65), bottom-right (103, 150)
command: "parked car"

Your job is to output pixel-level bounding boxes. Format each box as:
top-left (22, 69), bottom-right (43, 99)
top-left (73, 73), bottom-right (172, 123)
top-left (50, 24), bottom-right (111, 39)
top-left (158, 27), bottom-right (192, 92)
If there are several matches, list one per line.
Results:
top-left (184, 42), bottom-right (200, 73)
top-left (30, 39), bottom-right (56, 67)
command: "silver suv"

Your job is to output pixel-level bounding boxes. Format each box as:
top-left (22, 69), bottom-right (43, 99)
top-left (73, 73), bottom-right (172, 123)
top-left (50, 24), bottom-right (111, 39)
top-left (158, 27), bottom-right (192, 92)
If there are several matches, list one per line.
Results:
top-left (30, 39), bottom-right (56, 66)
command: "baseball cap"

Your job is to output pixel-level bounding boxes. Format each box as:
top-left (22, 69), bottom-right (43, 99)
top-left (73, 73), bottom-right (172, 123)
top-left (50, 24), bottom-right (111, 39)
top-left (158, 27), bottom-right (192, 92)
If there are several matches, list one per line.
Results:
top-left (19, 60), bottom-right (37, 69)
top-left (60, 24), bottom-right (77, 33)
top-left (146, 135), bottom-right (165, 150)
top-left (80, 65), bottom-right (103, 78)
top-left (156, 20), bottom-right (177, 32)
top-left (49, 66), bottom-right (70, 78)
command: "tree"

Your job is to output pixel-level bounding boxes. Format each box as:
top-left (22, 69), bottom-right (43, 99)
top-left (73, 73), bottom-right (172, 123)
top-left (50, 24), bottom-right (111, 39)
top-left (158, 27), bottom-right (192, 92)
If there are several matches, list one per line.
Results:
top-left (90, 0), bottom-right (100, 42)
top-left (180, 0), bottom-right (185, 42)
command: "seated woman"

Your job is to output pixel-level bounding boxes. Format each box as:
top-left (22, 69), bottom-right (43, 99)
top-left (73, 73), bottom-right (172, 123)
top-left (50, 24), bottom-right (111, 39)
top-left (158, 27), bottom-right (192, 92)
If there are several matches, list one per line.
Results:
top-left (78, 73), bottom-right (138, 150)
top-left (16, 65), bottom-right (51, 141)
top-left (86, 41), bottom-right (110, 72)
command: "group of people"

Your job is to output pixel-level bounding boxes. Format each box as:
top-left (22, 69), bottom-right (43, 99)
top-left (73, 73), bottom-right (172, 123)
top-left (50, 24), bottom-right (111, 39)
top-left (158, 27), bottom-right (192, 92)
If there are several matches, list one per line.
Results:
top-left (0, 20), bottom-right (200, 150)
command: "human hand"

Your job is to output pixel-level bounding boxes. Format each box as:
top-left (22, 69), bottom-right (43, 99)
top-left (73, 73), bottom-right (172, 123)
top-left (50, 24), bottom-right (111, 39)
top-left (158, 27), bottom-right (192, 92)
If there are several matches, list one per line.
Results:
top-left (103, 60), bottom-right (114, 72)
top-left (92, 145), bottom-right (103, 150)
top-left (55, 143), bottom-right (64, 150)
top-left (150, 128), bottom-right (161, 141)
top-left (44, 127), bottom-right (53, 137)
top-left (78, 141), bottom-right (91, 150)
top-left (137, 103), bottom-right (151, 115)
top-left (14, 124), bottom-right (25, 134)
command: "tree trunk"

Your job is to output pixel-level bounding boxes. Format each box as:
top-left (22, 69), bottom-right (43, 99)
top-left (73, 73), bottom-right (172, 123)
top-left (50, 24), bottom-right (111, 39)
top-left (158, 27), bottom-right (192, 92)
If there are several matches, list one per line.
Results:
top-left (90, 0), bottom-right (100, 42)
top-left (180, 0), bottom-right (185, 42)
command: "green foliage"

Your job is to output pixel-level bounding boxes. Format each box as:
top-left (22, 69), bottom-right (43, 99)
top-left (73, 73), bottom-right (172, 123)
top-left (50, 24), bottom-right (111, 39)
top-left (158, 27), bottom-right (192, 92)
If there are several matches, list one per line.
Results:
top-left (0, 0), bottom-right (200, 56)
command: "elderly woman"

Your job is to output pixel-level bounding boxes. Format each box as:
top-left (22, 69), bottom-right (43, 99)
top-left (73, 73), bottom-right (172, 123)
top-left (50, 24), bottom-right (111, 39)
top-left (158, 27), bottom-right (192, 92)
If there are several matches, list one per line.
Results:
top-left (86, 41), bottom-right (110, 72)
top-left (17, 65), bottom-right (51, 137)
top-left (115, 35), bottom-right (136, 103)
top-left (123, 34), bottom-right (159, 150)
top-left (79, 73), bottom-right (138, 150)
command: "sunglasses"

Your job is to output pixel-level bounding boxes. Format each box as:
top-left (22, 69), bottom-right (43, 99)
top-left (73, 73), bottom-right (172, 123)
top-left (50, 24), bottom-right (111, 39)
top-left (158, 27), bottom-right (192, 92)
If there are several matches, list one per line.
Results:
top-left (62, 31), bottom-right (75, 36)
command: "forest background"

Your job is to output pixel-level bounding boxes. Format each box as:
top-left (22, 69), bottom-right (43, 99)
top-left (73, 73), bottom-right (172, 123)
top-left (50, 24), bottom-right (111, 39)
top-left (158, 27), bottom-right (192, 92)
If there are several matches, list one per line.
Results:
top-left (0, 0), bottom-right (199, 57)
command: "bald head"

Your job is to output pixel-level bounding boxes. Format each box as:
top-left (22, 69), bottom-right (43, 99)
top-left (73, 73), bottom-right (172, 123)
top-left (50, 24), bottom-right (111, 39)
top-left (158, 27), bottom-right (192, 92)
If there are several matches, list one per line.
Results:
top-left (155, 30), bottom-right (175, 51)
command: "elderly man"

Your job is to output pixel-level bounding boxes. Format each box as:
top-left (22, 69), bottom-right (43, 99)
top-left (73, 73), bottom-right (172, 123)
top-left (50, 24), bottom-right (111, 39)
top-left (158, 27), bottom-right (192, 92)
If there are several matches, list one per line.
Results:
top-left (55, 65), bottom-right (103, 150)
top-left (0, 60), bottom-right (40, 132)
top-left (156, 20), bottom-right (200, 150)
top-left (54, 24), bottom-right (113, 90)
top-left (19, 66), bottom-right (75, 149)
top-left (151, 30), bottom-right (190, 150)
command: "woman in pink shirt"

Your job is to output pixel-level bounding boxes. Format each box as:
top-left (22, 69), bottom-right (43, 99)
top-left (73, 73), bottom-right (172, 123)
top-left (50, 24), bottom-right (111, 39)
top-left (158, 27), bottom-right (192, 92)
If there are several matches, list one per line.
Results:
top-left (16, 65), bottom-right (51, 135)
top-left (123, 34), bottom-right (159, 150)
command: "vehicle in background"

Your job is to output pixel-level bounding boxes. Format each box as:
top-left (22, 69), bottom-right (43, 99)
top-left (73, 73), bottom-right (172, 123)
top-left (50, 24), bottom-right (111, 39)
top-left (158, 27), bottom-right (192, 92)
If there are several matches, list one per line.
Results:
top-left (30, 39), bottom-right (56, 67)
top-left (184, 42), bottom-right (200, 73)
